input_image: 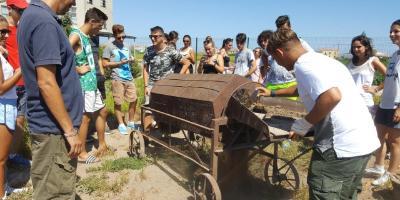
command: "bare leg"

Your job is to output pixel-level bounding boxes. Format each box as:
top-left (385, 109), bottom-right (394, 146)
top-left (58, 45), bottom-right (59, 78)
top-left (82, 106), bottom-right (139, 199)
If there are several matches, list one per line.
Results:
top-left (128, 100), bottom-right (137, 122)
top-left (115, 104), bottom-right (124, 125)
top-left (144, 113), bottom-right (153, 132)
top-left (9, 116), bottom-right (24, 154)
top-left (78, 113), bottom-right (91, 159)
top-left (95, 107), bottom-right (109, 156)
top-left (0, 126), bottom-right (13, 197)
top-left (374, 124), bottom-right (389, 167)
top-left (387, 127), bottom-right (400, 173)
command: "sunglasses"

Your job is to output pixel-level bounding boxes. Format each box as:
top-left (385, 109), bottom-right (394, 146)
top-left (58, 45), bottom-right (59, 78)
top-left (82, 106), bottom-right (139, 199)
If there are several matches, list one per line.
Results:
top-left (0, 29), bottom-right (10, 35)
top-left (149, 34), bottom-right (163, 39)
top-left (11, 6), bottom-right (24, 15)
top-left (116, 35), bottom-right (126, 40)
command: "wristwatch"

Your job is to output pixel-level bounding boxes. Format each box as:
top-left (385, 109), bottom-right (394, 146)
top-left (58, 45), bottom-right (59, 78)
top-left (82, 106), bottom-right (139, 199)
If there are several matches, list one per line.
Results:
top-left (64, 128), bottom-right (78, 138)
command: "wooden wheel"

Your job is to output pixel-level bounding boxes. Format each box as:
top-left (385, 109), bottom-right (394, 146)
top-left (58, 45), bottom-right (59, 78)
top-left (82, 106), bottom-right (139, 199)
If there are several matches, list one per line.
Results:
top-left (264, 157), bottom-right (300, 190)
top-left (193, 173), bottom-right (222, 200)
top-left (129, 130), bottom-right (145, 158)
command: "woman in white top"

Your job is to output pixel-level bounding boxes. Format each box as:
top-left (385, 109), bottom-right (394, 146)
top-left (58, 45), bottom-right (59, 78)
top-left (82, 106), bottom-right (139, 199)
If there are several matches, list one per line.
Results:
top-left (365, 20), bottom-right (400, 186)
top-left (179, 35), bottom-right (195, 73)
top-left (0, 16), bottom-right (22, 199)
top-left (347, 34), bottom-right (386, 115)
top-left (251, 47), bottom-right (263, 83)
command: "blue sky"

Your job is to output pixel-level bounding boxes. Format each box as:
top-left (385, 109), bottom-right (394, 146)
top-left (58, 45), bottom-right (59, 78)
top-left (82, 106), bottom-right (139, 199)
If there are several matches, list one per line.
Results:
top-left (113, 0), bottom-right (399, 38)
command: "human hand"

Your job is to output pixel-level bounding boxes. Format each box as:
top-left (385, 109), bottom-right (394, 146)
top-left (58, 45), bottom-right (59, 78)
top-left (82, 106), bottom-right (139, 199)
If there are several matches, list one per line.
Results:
top-left (255, 87), bottom-right (271, 97)
top-left (0, 46), bottom-right (8, 56)
top-left (78, 64), bottom-right (91, 74)
top-left (145, 87), bottom-right (151, 96)
top-left (65, 130), bottom-right (83, 158)
top-left (120, 59), bottom-right (129, 65)
top-left (363, 85), bottom-right (379, 94)
top-left (393, 107), bottom-right (400, 123)
top-left (289, 118), bottom-right (313, 139)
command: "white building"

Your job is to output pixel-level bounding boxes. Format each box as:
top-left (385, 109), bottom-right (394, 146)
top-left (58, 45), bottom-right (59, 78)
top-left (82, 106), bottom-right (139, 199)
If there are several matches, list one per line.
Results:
top-left (0, 0), bottom-right (113, 32)
top-left (70, 0), bottom-right (113, 32)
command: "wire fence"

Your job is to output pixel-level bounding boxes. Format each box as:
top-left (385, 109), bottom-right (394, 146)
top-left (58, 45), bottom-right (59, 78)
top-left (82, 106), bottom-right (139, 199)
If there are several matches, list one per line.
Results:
top-left (101, 36), bottom-right (397, 61)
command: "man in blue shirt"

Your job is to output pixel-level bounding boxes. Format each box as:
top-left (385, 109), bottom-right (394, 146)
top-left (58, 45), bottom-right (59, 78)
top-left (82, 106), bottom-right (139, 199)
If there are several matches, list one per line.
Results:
top-left (17, 0), bottom-right (83, 199)
top-left (102, 24), bottom-right (137, 135)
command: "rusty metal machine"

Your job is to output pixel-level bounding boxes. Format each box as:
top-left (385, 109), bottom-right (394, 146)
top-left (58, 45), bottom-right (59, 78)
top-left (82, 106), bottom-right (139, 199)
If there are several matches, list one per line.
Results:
top-left (129, 74), bottom-right (310, 200)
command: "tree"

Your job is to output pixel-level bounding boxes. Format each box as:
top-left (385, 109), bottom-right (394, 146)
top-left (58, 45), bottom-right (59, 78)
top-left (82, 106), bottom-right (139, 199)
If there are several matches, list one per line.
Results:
top-left (61, 14), bottom-right (73, 36)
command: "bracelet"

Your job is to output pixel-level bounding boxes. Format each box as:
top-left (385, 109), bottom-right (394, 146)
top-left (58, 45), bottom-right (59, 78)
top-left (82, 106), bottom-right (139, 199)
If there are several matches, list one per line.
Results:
top-left (270, 90), bottom-right (276, 97)
top-left (64, 128), bottom-right (78, 138)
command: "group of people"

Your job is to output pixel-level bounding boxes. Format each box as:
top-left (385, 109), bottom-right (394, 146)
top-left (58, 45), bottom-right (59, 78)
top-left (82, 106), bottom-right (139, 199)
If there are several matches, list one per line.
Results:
top-left (0, 0), bottom-right (399, 199)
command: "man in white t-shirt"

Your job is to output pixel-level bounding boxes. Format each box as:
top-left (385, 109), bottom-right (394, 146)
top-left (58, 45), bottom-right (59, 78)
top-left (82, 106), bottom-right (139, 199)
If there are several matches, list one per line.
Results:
top-left (257, 29), bottom-right (380, 199)
top-left (234, 33), bottom-right (257, 78)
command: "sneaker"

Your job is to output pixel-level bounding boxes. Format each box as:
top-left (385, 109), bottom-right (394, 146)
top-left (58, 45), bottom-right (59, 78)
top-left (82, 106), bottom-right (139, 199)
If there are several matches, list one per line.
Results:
top-left (8, 154), bottom-right (31, 167)
top-left (365, 166), bottom-right (385, 176)
top-left (5, 184), bottom-right (28, 196)
top-left (127, 121), bottom-right (137, 130)
top-left (372, 172), bottom-right (391, 186)
top-left (118, 124), bottom-right (128, 135)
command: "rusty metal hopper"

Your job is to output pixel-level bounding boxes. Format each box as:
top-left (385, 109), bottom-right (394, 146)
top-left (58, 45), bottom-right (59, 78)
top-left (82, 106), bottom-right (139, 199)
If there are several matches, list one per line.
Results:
top-left (149, 74), bottom-right (269, 136)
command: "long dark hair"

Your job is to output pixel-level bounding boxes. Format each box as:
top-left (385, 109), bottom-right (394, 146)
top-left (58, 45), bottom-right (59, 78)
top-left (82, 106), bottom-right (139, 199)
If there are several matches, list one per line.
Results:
top-left (222, 38), bottom-right (233, 48)
top-left (350, 34), bottom-right (374, 64)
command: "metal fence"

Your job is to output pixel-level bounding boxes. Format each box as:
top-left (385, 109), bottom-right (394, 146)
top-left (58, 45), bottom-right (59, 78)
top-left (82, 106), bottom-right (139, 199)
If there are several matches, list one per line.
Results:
top-left (101, 36), bottom-right (397, 60)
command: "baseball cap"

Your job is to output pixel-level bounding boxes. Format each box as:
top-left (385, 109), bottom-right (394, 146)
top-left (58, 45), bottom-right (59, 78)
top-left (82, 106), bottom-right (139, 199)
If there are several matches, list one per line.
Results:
top-left (6, 0), bottom-right (28, 9)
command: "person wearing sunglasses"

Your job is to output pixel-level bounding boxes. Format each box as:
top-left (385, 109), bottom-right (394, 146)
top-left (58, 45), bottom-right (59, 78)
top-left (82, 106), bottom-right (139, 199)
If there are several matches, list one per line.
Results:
top-left (102, 24), bottom-right (138, 135)
top-left (174, 35), bottom-right (195, 73)
top-left (0, 15), bottom-right (22, 200)
top-left (4, 0), bottom-right (28, 174)
top-left (142, 26), bottom-right (191, 132)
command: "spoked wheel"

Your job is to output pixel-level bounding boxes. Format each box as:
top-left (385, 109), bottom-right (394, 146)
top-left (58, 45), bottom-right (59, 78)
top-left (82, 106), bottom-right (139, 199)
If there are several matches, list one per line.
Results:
top-left (129, 130), bottom-right (145, 158)
top-left (193, 173), bottom-right (222, 200)
top-left (264, 157), bottom-right (300, 190)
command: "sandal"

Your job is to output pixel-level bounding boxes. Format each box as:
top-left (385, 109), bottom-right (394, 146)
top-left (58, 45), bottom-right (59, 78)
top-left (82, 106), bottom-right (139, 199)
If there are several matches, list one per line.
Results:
top-left (78, 155), bottom-right (100, 164)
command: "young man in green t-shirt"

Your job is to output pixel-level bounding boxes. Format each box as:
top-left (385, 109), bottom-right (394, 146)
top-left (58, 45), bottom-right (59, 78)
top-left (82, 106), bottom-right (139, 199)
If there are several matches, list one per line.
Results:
top-left (69, 8), bottom-right (109, 164)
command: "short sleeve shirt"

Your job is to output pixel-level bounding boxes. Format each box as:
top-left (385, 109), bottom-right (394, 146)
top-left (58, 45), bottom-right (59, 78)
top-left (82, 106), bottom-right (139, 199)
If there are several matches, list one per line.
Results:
top-left (266, 56), bottom-right (296, 85)
top-left (17, 1), bottom-right (84, 134)
top-left (102, 41), bottom-right (133, 81)
top-left (234, 48), bottom-right (254, 77)
top-left (295, 52), bottom-right (379, 158)
top-left (143, 45), bottom-right (183, 86)
top-left (380, 51), bottom-right (400, 109)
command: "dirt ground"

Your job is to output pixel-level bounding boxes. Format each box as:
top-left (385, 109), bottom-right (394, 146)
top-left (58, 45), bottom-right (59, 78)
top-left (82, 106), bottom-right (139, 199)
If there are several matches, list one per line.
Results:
top-left (7, 104), bottom-right (400, 200)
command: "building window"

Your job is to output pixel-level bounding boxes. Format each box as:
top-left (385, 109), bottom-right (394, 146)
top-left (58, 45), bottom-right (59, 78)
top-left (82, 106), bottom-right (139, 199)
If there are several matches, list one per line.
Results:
top-left (103, 23), bottom-right (107, 30)
top-left (88, 0), bottom-right (93, 4)
top-left (102, 0), bottom-right (106, 7)
top-left (1, 5), bottom-right (8, 17)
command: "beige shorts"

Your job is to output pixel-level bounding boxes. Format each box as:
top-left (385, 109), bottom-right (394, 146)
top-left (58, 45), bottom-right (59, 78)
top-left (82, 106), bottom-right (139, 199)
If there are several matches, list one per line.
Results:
top-left (83, 90), bottom-right (105, 113)
top-left (112, 80), bottom-right (137, 105)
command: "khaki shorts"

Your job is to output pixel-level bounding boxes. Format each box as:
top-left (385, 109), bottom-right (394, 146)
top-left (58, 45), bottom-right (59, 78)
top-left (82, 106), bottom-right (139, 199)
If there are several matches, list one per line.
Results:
top-left (112, 80), bottom-right (137, 105)
top-left (30, 133), bottom-right (77, 200)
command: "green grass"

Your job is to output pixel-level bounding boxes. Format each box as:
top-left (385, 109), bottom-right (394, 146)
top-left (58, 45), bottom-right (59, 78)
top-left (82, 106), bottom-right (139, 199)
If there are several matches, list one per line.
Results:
top-left (87, 157), bottom-right (148, 173)
top-left (77, 172), bottom-right (129, 195)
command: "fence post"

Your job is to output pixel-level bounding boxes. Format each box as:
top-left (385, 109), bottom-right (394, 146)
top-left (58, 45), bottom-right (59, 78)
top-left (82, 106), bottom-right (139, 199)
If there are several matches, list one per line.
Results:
top-left (195, 37), bottom-right (198, 74)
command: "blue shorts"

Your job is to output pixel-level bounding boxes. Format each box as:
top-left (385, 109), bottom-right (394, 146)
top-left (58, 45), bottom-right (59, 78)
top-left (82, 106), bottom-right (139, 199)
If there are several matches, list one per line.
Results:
top-left (0, 99), bottom-right (18, 131)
